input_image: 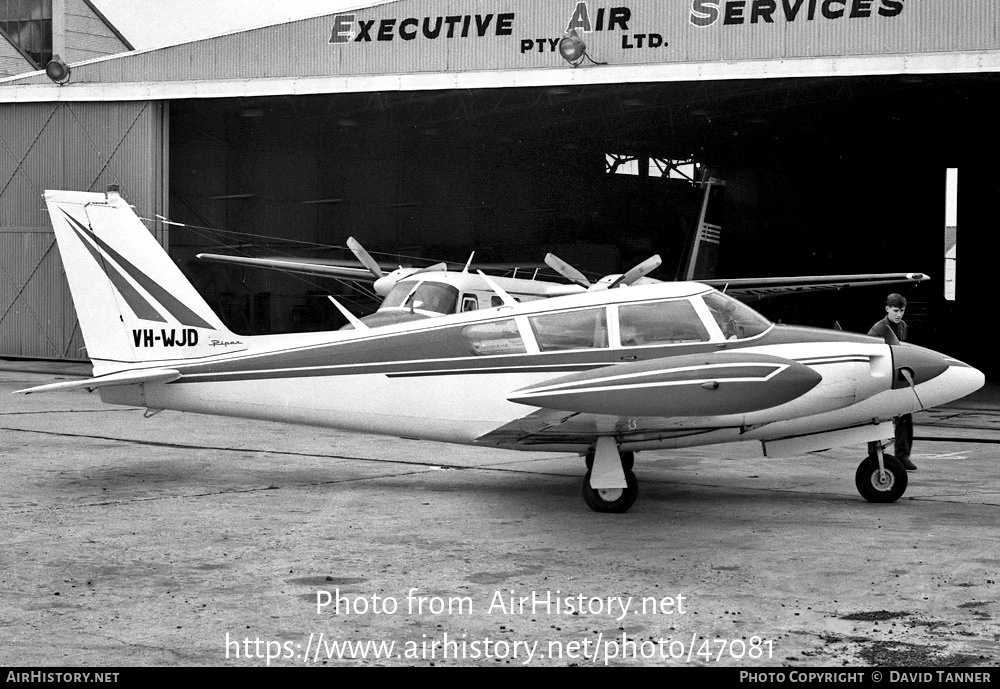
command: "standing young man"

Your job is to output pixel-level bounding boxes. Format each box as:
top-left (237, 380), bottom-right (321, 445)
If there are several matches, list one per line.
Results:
top-left (868, 293), bottom-right (916, 470)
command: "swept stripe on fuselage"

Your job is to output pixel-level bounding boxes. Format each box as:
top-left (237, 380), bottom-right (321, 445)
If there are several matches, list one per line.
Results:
top-left (159, 316), bottom-right (881, 389)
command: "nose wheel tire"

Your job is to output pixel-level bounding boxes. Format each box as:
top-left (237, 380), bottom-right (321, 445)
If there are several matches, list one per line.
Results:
top-left (583, 469), bottom-right (638, 513)
top-left (855, 454), bottom-right (908, 503)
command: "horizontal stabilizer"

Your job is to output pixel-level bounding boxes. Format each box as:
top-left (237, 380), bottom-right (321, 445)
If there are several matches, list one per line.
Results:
top-left (15, 368), bottom-right (181, 395)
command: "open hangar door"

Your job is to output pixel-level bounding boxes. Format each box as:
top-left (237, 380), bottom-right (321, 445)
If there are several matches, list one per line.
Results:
top-left (166, 73), bottom-right (998, 377)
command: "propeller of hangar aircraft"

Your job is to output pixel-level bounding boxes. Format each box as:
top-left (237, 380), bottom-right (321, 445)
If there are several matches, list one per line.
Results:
top-left (347, 236), bottom-right (450, 297)
top-left (346, 236), bottom-right (384, 279)
top-left (543, 252), bottom-right (592, 288)
top-left (544, 252), bottom-right (663, 290)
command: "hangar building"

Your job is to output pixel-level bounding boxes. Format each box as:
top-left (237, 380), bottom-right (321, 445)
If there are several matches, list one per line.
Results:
top-left (1, 0), bottom-right (998, 377)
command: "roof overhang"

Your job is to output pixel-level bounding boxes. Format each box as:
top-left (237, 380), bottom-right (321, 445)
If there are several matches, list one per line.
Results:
top-left (1, 50), bottom-right (998, 103)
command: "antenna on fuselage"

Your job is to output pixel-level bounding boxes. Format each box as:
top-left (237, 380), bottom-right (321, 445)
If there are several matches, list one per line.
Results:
top-left (327, 296), bottom-right (369, 330)
top-left (463, 252), bottom-right (475, 274)
top-left (476, 270), bottom-right (517, 307)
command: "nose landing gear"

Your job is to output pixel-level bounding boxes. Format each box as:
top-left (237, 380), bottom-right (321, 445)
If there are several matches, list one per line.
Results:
top-left (855, 444), bottom-right (908, 503)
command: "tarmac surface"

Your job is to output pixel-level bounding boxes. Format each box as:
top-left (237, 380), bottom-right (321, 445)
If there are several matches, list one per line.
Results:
top-left (2, 359), bottom-right (999, 667)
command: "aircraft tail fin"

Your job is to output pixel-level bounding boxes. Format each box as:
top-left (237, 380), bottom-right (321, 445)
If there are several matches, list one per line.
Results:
top-left (44, 188), bottom-right (245, 374)
top-left (679, 176), bottom-right (725, 281)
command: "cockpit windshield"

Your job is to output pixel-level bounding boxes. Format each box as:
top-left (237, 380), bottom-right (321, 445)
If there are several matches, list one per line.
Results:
top-left (701, 291), bottom-right (772, 340)
top-left (381, 280), bottom-right (459, 316)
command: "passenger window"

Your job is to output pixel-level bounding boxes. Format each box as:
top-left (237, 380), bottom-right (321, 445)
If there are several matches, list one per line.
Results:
top-left (529, 307), bottom-right (609, 351)
top-left (618, 300), bottom-right (710, 346)
top-left (462, 319), bottom-right (526, 355)
top-left (462, 296), bottom-right (479, 312)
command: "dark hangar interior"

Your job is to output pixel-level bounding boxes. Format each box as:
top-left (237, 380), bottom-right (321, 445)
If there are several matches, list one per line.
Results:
top-left (167, 72), bottom-right (998, 375)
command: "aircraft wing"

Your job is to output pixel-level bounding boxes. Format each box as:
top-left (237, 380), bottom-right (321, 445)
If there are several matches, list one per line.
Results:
top-left (702, 272), bottom-right (929, 300)
top-left (197, 253), bottom-right (552, 281)
top-left (196, 253), bottom-right (384, 281)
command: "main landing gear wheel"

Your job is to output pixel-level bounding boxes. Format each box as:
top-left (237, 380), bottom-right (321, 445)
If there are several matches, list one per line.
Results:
top-left (582, 469), bottom-right (638, 513)
top-left (855, 453), bottom-right (908, 503)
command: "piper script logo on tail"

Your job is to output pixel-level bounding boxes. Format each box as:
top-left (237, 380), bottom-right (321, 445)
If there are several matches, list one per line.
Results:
top-left (689, 0), bottom-right (906, 27)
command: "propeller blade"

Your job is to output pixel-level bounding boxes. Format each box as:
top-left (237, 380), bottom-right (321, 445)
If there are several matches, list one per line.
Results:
top-left (347, 237), bottom-right (385, 280)
top-left (608, 254), bottom-right (662, 288)
top-left (544, 253), bottom-right (591, 287)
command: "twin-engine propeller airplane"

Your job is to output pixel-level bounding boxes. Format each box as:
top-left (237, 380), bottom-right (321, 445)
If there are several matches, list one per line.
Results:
top-left (196, 236), bottom-right (664, 329)
top-left (17, 189), bottom-right (983, 513)
top-left (195, 214), bottom-right (930, 329)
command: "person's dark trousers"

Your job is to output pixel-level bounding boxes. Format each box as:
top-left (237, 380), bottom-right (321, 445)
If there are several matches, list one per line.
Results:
top-left (894, 414), bottom-right (913, 461)
top-left (865, 414), bottom-right (915, 470)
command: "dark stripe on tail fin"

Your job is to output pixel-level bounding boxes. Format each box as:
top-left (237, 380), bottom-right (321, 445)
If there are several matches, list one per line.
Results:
top-left (63, 210), bottom-right (213, 329)
top-left (63, 210), bottom-right (167, 323)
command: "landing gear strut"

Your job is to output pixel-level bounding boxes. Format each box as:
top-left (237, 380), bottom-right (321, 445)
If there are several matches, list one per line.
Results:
top-left (582, 438), bottom-right (638, 513)
top-left (855, 444), bottom-right (908, 503)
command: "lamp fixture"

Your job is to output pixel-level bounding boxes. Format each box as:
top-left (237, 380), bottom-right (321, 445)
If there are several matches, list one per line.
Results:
top-left (558, 29), bottom-right (607, 67)
top-left (45, 55), bottom-right (71, 85)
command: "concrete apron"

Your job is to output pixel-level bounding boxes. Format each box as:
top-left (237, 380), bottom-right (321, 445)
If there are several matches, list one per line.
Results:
top-left (2, 368), bottom-right (998, 667)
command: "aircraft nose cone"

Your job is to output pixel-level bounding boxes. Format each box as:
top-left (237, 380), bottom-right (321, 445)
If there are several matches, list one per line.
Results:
top-left (889, 344), bottom-right (950, 389)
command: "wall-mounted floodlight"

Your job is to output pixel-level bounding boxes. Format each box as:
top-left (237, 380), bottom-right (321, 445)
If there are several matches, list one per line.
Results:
top-left (558, 29), bottom-right (606, 67)
top-left (45, 55), bottom-right (71, 85)
top-left (559, 29), bottom-right (587, 65)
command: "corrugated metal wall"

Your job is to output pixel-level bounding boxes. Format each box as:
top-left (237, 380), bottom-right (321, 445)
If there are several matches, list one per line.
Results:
top-left (0, 100), bottom-right (166, 360)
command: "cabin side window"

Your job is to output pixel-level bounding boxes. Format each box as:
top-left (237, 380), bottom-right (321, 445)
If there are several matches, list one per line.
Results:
top-left (702, 291), bottom-right (772, 340)
top-left (618, 299), bottom-right (710, 346)
top-left (462, 319), bottom-right (527, 356)
top-left (381, 280), bottom-right (459, 316)
top-left (528, 307), bottom-right (609, 352)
